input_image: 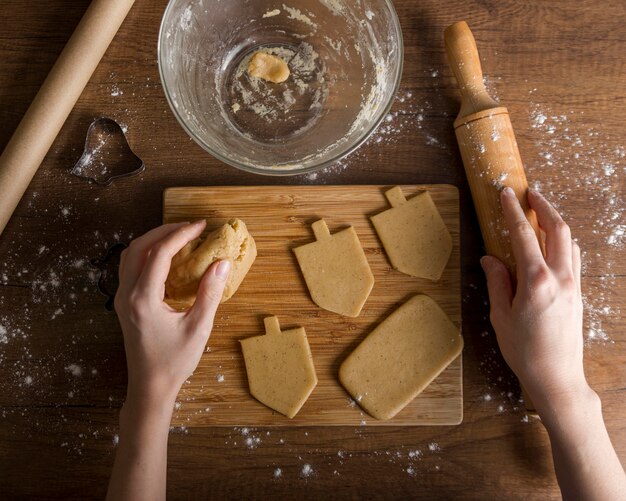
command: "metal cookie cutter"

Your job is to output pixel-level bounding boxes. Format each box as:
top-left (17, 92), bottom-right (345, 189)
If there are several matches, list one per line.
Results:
top-left (71, 117), bottom-right (145, 185)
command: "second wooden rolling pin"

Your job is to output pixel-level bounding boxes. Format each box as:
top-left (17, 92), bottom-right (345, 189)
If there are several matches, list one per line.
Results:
top-left (444, 21), bottom-right (542, 412)
top-left (0, 0), bottom-right (135, 237)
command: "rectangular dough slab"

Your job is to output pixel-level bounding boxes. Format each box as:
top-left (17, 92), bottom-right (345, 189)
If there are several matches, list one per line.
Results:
top-left (339, 295), bottom-right (463, 420)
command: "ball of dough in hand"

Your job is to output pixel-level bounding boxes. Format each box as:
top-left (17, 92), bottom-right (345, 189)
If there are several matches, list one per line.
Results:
top-left (165, 219), bottom-right (257, 309)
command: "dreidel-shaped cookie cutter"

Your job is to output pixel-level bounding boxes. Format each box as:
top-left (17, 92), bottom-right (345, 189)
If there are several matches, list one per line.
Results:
top-left (240, 316), bottom-right (318, 419)
top-left (371, 187), bottom-right (452, 281)
top-left (293, 219), bottom-right (374, 317)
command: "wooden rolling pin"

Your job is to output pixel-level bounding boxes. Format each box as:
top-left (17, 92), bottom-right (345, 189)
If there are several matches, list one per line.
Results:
top-left (0, 0), bottom-right (135, 236)
top-left (444, 21), bottom-right (542, 412)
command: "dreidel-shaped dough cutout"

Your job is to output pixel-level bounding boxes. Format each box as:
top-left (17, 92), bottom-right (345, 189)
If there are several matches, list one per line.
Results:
top-left (371, 187), bottom-right (452, 281)
top-left (339, 295), bottom-right (463, 420)
top-left (293, 219), bottom-right (375, 317)
top-left (240, 316), bottom-right (318, 419)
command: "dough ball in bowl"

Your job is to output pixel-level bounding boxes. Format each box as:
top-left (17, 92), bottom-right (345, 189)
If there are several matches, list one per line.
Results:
top-left (165, 219), bottom-right (257, 309)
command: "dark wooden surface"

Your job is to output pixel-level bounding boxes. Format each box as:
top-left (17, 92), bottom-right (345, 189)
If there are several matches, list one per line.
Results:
top-left (0, 0), bottom-right (624, 499)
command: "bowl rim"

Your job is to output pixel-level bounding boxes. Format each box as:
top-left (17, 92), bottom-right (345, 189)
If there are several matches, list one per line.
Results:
top-left (157, 0), bottom-right (404, 177)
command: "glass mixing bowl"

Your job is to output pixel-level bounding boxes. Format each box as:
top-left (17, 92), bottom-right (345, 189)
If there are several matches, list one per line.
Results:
top-left (158, 0), bottom-right (403, 176)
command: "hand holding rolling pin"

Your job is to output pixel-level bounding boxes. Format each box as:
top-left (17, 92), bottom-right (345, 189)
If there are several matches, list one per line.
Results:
top-left (481, 187), bottom-right (626, 500)
top-left (446, 21), bottom-right (626, 499)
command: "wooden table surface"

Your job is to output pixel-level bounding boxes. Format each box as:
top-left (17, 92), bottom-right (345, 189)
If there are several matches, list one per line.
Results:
top-left (0, 0), bottom-right (624, 499)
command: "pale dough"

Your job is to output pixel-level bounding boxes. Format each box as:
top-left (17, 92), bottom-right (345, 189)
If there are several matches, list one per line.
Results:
top-left (165, 219), bottom-right (256, 309)
top-left (293, 219), bottom-right (374, 318)
top-left (247, 52), bottom-right (290, 83)
top-left (370, 186), bottom-right (452, 281)
top-left (339, 294), bottom-right (463, 420)
top-left (240, 316), bottom-right (318, 419)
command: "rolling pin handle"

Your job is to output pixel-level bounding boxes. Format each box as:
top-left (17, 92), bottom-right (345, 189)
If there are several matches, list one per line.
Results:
top-left (444, 21), bottom-right (500, 118)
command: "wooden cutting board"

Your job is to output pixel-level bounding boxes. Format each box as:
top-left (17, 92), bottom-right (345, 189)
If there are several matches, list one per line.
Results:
top-left (163, 185), bottom-right (462, 426)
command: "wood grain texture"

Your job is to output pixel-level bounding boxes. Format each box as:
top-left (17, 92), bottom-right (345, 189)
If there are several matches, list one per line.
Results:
top-left (163, 185), bottom-right (462, 426)
top-left (0, 0), bottom-right (624, 499)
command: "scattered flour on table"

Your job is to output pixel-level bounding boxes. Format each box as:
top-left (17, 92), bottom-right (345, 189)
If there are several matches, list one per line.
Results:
top-left (110, 84), bottom-right (123, 97)
top-left (234, 427), bottom-right (262, 449)
top-left (301, 463), bottom-right (314, 478)
top-left (428, 442), bottom-right (440, 452)
top-left (65, 364), bottom-right (82, 377)
top-left (0, 208), bottom-right (136, 455)
top-left (245, 436), bottom-right (261, 449)
top-left (526, 101), bottom-right (623, 344)
top-left (300, 80), bottom-right (455, 185)
top-left (216, 423), bottom-right (447, 478)
top-left (475, 95), bottom-right (623, 418)
top-left (169, 425), bottom-right (189, 435)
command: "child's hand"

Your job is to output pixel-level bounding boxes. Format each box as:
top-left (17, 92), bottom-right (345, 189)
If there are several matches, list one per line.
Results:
top-left (480, 188), bottom-right (588, 413)
top-left (114, 220), bottom-right (231, 406)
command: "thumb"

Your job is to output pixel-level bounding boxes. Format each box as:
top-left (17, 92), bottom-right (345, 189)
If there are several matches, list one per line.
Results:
top-left (188, 260), bottom-right (231, 333)
top-left (480, 255), bottom-right (513, 320)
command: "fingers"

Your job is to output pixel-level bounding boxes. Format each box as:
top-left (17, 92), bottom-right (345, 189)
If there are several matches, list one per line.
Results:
top-left (527, 190), bottom-right (572, 274)
top-left (572, 241), bottom-right (582, 295)
top-left (187, 260), bottom-right (231, 334)
top-left (135, 220), bottom-right (207, 297)
top-left (119, 223), bottom-right (190, 285)
top-left (480, 255), bottom-right (513, 319)
top-left (500, 187), bottom-right (545, 281)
